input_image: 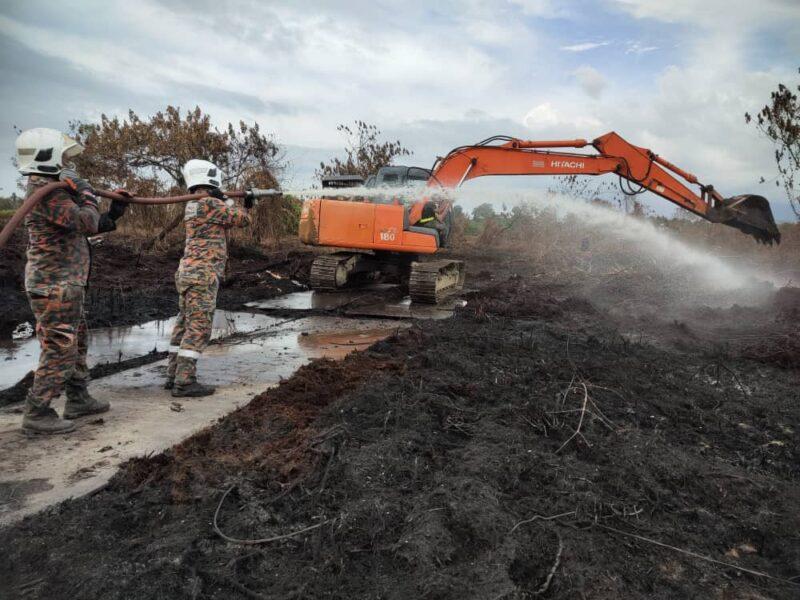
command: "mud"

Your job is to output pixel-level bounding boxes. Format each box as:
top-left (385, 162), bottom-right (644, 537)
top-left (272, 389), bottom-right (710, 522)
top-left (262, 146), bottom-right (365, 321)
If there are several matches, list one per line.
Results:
top-left (0, 231), bottom-right (312, 338)
top-left (247, 286), bottom-right (467, 320)
top-left (1, 241), bottom-right (799, 599)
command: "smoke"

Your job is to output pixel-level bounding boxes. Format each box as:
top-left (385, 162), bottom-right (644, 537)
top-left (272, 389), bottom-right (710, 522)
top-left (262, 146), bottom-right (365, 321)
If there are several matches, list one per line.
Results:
top-left (462, 187), bottom-right (756, 290)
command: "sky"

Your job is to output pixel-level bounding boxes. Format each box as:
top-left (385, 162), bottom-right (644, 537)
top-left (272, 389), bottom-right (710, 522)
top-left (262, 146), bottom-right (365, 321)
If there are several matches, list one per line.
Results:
top-left (1, 0), bottom-right (798, 218)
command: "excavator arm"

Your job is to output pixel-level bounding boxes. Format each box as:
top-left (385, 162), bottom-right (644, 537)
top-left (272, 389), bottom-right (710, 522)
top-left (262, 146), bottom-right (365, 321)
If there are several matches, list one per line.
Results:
top-left (426, 131), bottom-right (780, 244)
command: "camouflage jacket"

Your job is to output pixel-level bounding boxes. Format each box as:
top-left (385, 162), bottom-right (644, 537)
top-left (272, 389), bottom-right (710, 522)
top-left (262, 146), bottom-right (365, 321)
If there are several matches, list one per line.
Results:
top-left (177, 195), bottom-right (250, 284)
top-left (24, 175), bottom-right (100, 294)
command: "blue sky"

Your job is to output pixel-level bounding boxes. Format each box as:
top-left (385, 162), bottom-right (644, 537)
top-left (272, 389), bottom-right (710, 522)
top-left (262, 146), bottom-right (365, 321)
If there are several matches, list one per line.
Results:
top-left (1, 0), bottom-right (798, 218)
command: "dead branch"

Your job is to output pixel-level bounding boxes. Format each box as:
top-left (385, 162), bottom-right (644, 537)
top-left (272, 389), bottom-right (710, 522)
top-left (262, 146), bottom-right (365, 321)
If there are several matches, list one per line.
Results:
top-left (597, 524), bottom-right (800, 588)
top-left (213, 485), bottom-right (331, 545)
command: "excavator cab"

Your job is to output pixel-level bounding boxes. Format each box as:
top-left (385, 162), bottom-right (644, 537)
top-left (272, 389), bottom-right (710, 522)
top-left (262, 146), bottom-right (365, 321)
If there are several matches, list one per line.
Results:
top-left (367, 166), bottom-right (431, 188)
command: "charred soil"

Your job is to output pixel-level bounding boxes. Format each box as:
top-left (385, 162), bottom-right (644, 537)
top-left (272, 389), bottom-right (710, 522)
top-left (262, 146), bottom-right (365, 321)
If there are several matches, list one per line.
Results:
top-left (0, 230), bottom-right (312, 338)
top-left (1, 246), bottom-right (799, 599)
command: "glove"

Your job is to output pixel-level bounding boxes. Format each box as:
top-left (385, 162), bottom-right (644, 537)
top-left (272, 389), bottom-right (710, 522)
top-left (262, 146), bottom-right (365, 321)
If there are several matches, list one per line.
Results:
top-left (208, 187), bottom-right (226, 200)
top-left (244, 190), bottom-right (255, 209)
top-left (108, 201), bottom-right (127, 221)
top-left (59, 169), bottom-right (94, 196)
top-left (108, 189), bottom-right (132, 221)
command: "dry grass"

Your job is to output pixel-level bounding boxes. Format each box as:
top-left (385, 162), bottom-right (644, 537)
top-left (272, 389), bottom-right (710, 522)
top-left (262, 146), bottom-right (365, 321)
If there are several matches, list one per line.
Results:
top-left (110, 195), bottom-right (301, 252)
top-left (458, 205), bottom-right (800, 282)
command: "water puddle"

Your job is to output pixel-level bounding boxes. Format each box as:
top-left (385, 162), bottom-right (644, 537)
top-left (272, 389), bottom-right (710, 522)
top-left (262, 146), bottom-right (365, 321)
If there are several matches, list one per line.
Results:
top-left (246, 287), bottom-right (465, 320)
top-left (0, 311), bottom-right (279, 391)
top-left (0, 314), bottom-right (407, 523)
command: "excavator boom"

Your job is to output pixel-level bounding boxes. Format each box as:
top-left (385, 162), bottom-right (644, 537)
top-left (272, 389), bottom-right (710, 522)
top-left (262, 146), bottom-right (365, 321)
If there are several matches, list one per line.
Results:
top-left (428, 131), bottom-right (780, 244)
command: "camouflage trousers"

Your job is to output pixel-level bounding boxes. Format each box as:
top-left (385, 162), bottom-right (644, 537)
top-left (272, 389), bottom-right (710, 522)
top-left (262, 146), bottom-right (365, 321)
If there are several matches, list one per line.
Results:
top-left (167, 277), bottom-right (219, 385)
top-left (26, 284), bottom-right (89, 413)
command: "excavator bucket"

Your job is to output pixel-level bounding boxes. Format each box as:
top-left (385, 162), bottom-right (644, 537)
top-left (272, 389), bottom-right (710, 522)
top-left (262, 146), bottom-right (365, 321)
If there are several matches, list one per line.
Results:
top-left (718, 195), bottom-right (781, 245)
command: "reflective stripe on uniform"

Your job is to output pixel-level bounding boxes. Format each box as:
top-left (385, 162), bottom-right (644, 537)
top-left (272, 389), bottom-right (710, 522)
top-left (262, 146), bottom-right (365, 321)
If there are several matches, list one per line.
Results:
top-left (177, 348), bottom-right (201, 359)
top-left (168, 345), bottom-right (180, 353)
top-left (418, 217), bottom-right (434, 224)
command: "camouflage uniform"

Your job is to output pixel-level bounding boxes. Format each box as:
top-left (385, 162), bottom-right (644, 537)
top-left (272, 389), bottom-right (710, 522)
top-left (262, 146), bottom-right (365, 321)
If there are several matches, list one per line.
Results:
top-left (24, 175), bottom-right (99, 415)
top-left (167, 195), bottom-right (250, 385)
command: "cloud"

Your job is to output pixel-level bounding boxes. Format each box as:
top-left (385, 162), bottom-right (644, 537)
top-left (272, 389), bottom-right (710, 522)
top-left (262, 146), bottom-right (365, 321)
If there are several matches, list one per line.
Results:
top-left (625, 41), bottom-right (658, 55)
top-left (573, 65), bottom-right (608, 98)
top-left (0, 0), bottom-right (797, 221)
top-left (560, 41), bottom-right (610, 52)
top-left (611, 0), bottom-right (800, 28)
top-left (507, 0), bottom-right (568, 18)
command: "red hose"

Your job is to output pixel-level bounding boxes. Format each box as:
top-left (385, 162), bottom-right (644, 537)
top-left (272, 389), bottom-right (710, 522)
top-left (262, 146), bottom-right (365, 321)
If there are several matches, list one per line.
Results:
top-left (0, 182), bottom-right (251, 249)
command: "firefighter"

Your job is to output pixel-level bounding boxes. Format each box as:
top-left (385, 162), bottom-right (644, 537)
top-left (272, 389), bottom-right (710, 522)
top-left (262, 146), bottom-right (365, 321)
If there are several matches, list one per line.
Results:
top-left (415, 199), bottom-right (451, 247)
top-left (164, 159), bottom-right (252, 397)
top-left (15, 128), bottom-right (129, 435)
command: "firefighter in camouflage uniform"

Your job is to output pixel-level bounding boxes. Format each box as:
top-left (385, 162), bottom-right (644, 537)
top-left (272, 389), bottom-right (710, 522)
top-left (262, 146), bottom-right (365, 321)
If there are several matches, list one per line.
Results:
top-left (165, 159), bottom-right (252, 397)
top-left (15, 128), bottom-right (129, 435)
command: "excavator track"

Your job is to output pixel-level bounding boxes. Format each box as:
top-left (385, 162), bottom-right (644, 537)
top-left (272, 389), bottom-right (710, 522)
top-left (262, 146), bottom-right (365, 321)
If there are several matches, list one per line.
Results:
top-left (309, 254), bottom-right (353, 291)
top-left (409, 260), bottom-right (465, 304)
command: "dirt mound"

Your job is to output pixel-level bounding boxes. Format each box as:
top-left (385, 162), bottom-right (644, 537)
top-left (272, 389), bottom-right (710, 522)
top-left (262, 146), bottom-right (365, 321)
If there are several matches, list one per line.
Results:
top-left (118, 349), bottom-right (405, 502)
top-left (2, 289), bottom-right (798, 599)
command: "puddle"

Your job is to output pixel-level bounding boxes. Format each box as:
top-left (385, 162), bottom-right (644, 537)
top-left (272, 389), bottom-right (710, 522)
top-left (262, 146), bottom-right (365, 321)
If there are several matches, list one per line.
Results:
top-left (246, 287), bottom-right (465, 320)
top-left (0, 315), bottom-right (407, 524)
top-left (0, 311), bottom-right (279, 391)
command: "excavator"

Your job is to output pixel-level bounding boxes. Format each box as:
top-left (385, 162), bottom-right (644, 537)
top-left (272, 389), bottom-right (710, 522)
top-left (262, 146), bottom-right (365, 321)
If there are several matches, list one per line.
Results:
top-left (298, 131), bottom-right (781, 303)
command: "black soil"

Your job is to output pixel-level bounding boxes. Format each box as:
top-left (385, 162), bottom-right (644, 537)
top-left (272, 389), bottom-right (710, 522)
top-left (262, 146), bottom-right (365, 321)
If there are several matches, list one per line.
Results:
top-left (1, 247), bottom-right (799, 599)
top-left (0, 229), bottom-right (312, 337)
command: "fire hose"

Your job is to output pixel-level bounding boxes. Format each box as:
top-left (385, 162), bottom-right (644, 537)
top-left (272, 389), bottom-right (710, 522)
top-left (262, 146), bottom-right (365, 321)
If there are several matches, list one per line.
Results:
top-left (0, 182), bottom-right (282, 249)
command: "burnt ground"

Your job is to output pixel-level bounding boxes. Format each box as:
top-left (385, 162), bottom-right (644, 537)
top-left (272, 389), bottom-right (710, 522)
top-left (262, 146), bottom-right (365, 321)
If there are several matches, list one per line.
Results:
top-left (1, 244), bottom-right (800, 599)
top-left (0, 228), bottom-right (312, 338)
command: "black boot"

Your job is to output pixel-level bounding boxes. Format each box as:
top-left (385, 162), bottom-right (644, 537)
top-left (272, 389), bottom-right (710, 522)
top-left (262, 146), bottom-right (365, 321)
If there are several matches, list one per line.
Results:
top-left (164, 377), bottom-right (175, 390)
top-left (64, 385), bottom-right (110, 419)
top-left (22, 406), bottom-right (76, 435)
top-left (172, 381), bottom-right (215, 397)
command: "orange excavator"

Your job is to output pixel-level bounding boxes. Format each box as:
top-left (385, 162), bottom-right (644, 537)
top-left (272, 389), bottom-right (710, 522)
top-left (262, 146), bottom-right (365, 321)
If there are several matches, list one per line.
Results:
top-left (299, 131), bottom-right (780, 303)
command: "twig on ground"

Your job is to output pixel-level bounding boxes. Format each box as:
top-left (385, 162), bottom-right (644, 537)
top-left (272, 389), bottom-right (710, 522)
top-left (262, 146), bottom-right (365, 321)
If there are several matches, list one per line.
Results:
top-left (597, 524), bottom-right (800, 588)
top-left (556, 382), bottom-right (590, 453)
top-left (213, 485), bottom-right (330, 545)
top-left (509, 510), bottom-right (577, 534)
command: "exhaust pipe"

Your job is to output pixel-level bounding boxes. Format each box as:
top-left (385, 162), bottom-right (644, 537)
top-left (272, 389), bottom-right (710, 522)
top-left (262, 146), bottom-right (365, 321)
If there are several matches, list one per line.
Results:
top-left (713, 194), bottom-right (781, 245)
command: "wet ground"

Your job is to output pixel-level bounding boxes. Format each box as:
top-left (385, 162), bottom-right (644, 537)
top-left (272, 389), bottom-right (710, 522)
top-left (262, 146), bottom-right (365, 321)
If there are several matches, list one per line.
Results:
top-left (0, 314), bottom-right (407, 524)
top-left (1, 311), bottom-right (278, 390)
top-left (246, 286), bottom-right (467, 320)
top-left (1, 237), bottom-right (798, 599)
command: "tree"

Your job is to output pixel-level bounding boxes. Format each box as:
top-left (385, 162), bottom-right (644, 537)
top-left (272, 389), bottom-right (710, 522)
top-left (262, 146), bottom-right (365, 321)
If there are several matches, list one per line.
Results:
top-left (66, 106), bottom-right (287, 246)
top-left (316, 121), bottom-right (410, 180)
top-left (471, 202), bottom-right (496, 221)
top-left (69, 105), bottom-right (282, 192)
top-left (746, 68), bottom-right (800, 218)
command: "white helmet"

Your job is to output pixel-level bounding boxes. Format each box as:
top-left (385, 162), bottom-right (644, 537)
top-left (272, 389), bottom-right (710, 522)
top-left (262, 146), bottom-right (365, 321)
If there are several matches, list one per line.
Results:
top-left (182, 159), bottom-right (224, 191)
top-left (15, 128), bottom-right (85, 176)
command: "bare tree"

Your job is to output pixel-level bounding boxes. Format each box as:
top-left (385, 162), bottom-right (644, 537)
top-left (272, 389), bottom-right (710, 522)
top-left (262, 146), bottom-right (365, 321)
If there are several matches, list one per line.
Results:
top-left (316, 121), bottom-right (410, 180)
top-left (66, 106), bottom-right (286, 246)
top-left (746, 68), bottom-right (800, 219)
